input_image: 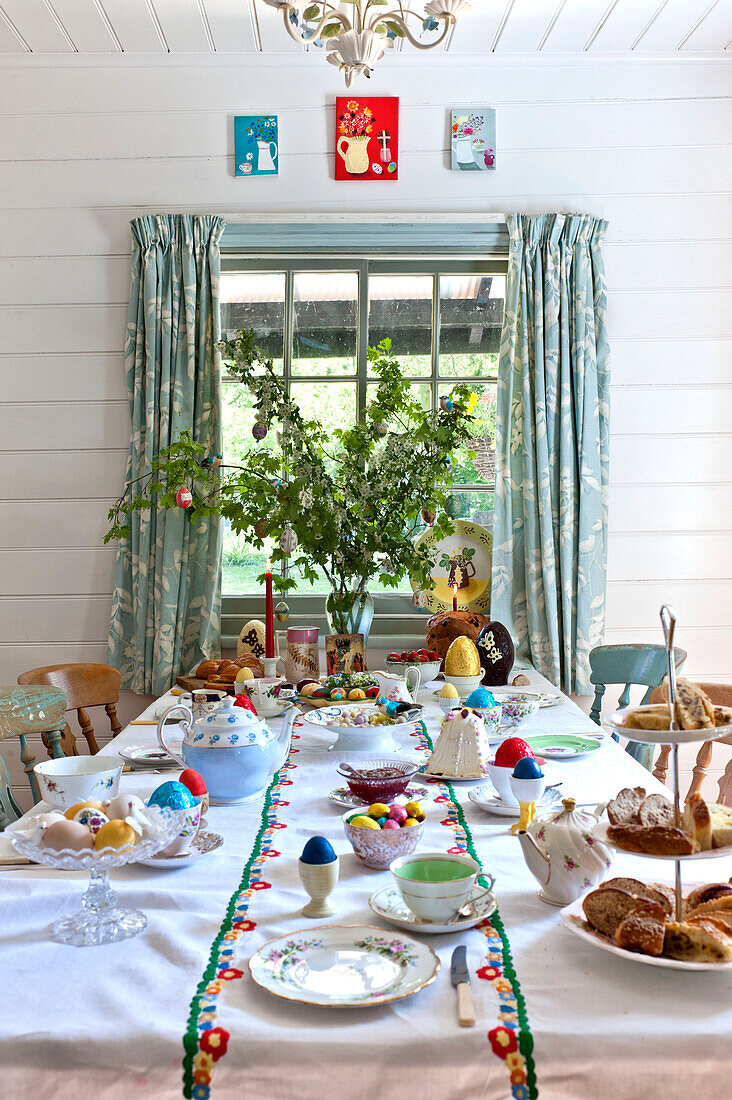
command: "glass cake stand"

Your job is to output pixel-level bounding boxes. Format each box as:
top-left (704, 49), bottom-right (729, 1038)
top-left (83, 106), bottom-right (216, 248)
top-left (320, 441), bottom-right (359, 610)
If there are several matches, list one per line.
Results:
top-left (7, 806), bottom-right (184, 946)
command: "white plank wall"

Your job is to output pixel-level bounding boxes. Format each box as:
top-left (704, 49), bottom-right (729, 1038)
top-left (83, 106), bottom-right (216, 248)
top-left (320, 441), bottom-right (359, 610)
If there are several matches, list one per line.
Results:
top-left (0, 53), bottom-right (730, 806)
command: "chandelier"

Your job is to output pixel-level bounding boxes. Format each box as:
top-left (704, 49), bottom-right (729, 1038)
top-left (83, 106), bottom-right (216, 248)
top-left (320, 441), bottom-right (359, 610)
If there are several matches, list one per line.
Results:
top-left (262, 1), bottom-right (471, 87)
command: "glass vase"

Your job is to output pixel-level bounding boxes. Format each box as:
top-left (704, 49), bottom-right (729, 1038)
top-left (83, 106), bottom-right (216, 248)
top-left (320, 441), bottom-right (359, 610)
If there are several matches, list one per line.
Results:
top-left (324, 587), bottom-right (375, 643)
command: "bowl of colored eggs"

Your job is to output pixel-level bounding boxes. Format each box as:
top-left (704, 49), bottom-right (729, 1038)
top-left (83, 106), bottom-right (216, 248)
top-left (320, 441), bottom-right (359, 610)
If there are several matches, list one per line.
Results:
top-left (336, 758), bottom-right (420, 803)
top-left (343, 800), bottom-right (425, 869)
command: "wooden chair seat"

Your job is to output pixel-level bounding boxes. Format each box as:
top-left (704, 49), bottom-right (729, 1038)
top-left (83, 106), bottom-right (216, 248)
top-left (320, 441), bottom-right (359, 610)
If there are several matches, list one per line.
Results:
top-left (649, 682), bottom-right (732, 805)
top-left (17, 664), bottom-right (122, 758)
top-left (0, 686), bottom-right (67, 826)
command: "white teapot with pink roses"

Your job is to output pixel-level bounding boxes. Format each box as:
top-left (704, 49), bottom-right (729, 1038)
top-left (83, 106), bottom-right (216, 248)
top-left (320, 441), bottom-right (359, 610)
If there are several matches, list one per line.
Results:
top-left (516, 797), bottom-right (613, 906)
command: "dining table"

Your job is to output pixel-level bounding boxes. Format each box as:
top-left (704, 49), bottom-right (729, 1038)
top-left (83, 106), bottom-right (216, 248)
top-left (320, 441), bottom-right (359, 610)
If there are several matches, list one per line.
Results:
top-left (0, 667), bottom-right (730, 1100)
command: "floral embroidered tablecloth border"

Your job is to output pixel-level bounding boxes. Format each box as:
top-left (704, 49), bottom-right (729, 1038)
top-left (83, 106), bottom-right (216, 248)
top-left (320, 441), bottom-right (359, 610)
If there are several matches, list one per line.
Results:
top-left (180, 722), bottom-right (538, 1100)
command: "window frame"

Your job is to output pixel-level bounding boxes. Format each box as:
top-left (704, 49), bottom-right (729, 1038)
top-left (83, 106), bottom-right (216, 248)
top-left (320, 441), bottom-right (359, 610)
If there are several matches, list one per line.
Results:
top-left (219, 230), bottom-right (508, 651)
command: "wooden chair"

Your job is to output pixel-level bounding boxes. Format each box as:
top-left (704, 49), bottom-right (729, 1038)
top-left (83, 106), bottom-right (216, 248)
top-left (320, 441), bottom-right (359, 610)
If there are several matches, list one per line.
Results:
top-left (588, 643), bottom-right (688, 771)
top-left (17, 664), bottom-right (122, 757)
top-left (0, 686), bottom-right (67, 826)
top-left (650, 682), bottom-right (732, 805)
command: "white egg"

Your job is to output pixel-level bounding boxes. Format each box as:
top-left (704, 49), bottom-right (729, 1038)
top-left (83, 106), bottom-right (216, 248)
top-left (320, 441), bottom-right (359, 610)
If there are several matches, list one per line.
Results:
top-left (105, 793), bottom-right (146, 820)
top-left (40, 820), bottom-right (95, 852)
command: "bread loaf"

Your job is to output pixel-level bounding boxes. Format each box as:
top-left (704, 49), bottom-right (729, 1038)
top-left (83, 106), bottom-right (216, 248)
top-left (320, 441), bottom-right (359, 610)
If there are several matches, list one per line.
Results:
top-left (663, 918), bottom-right (732, 963)
top-left (665, 677), bottom-right (715, 730)
top-left (614, 902), bottom-right (666, 956)
top-left (196, 659), bottom-right (221, 679)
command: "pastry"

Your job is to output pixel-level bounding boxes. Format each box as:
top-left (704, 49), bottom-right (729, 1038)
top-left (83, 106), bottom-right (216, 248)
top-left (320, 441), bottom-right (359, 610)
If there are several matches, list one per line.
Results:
top-left (606, 787), bottom-right (646, 825)
top-left (684, 881), bottom-right (732, 912)
top-left (664, 677), bottom-right (715, 730)
top-left (210, 661), bottom-right (241, 684)
top-left (196, 659), bottom-right (221, 679)
top-left (601, 877), bottom-right (674, 915)
top-left (234, 653), bottom-right (264, 677)
top-left (688, 911), bottom-right (732, 933)
top-left (606, 823), bottom-right (698, 856)
top-left (713, 705), bottom-right (732, 727)
top-left (663, 918), bottom-right (732, 963)
top-left (623, 705), bottom-right (671, 731)
top-left (614, 901), bottom-right (666, 957)
top-left (638, 793), bottom-right (674, 828)
top-left (582, 887), bottom-right (648, 938)
top-left (709, 802), bottom-right (732, 849)
top-left (686, 894), bottom-right (732, 919)
top-left (682, 792), bottom-right (712, 850)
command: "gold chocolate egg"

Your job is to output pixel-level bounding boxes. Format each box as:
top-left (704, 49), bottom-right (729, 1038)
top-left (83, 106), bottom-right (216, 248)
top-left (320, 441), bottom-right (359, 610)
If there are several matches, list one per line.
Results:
top-left (95, 820), bottom-right (137, 851)
top-left (444, 636), bottom-right (481, 677)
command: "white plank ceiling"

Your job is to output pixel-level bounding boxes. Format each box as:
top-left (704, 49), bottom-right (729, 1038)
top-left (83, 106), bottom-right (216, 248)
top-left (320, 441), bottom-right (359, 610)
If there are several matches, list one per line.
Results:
top-left (0, 0), bottom-right (729, 55)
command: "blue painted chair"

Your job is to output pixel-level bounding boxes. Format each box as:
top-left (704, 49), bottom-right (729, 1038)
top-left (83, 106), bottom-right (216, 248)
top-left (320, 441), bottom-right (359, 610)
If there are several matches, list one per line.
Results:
top-left (0, 686), bottom-right (67, 829)
top-left (588, 644), bottom-right (687, 771)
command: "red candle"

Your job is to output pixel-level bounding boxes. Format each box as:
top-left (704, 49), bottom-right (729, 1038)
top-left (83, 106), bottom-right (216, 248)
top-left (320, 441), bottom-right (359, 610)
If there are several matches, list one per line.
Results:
top-left (452, 583), bottom-right (458, 612)
top-left (265, 558), bottom-right (275, 658)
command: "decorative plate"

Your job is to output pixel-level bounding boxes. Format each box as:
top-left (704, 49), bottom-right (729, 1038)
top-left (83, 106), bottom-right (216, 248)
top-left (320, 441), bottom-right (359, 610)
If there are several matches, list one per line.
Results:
top-left (592, 820), bottom-right (732, 862)
top-left (138, 830), bottom-right (223, 869)
top-left (328, 784), bottom-right (431, 810)
top-left (412, 519), bottom-right (493, 615)
top-left (468, 783), bottom-right (563, 817)
top-left (118, 743), bottom-right (181, 766)
top-left (369, 884), bottom-right (496, 935)
top-left (248, 924), bottom-right (440, 1008)
top-left (523, 734), bottom-right (602, 760)
top-left (603, 706), bottom-right (732, 745)
top-left (560, 895), bottom-right (732, 971)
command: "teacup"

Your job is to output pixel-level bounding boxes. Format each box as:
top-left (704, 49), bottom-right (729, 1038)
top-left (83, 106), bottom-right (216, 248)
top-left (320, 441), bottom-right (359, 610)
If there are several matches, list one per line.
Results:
top-left (372, 668), bottom-right (421, 705)
top-left (179, 689), bottom-right (227, 722)
top-left (390, 851), bottom-right (493, 923)
top-left (244, 677), bottom-right (291, 717)
top-left (157, 798), bottom-right (202, 858)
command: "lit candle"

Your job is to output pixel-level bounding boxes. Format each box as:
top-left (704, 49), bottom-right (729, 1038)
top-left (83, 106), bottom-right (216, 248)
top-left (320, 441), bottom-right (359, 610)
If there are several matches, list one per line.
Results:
top-left (452, 583), bottom-right (458, 612)
top-left (265, 558), bottom-right (275, 659)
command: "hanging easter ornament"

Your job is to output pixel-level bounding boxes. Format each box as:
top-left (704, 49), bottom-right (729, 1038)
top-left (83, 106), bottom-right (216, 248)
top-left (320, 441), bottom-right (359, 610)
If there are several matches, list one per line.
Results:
top-left (421, 508), bottom-right (436, 526)
top-left (274, 600), bottom-right (290, 624)
top-left (253, 520), bottom-right (268, 538)
top-left (175, 487), bottom-right (193, 509)
top-left (445, 495), bottom-right (461, 518)
top-left (252, 421), bottom-right (268, 441)
top-left (280, 528), bottom-right (298, 555)
top-left (373, 420), bottom-right (388, 439)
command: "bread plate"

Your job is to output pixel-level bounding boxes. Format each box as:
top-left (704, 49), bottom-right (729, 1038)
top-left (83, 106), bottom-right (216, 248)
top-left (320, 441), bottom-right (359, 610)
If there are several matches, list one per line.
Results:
top-left (593, 820), bottom-right (732, 861)
top-left (603, 705), bottom-right (732, 745)
top-left (560, 895), bottom-right (732, 971)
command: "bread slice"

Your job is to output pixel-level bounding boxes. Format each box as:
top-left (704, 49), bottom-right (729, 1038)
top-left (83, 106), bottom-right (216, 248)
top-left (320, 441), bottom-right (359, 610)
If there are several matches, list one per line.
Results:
top-left (615, 901), bottom-right (666, 956)
top-left (687, 911), bottom-right (732, 933)
top-left (713, 705), bottom-right (732, 727)
top-left (606, 787), bottom-right (646, 825)
top-left (582, 887), bottom-right (646, 938)
top-left (638, 793), bottom-right (674, 828)
top-left (686, 894), bottom-right (732, 918)
top-left (684, 881), bottom-right (732, 912)
top-left (666, 677), bottom-right (715, 731)
top-left (709, 803), bottom-right (732, 850)
top-left (623, 706), bottom-right (671, 731)
top-left (607, 823), bottom-right (698, 856)
top-left (663, 919), bottom-right (732, 963)
top-left (602, 877), bottom-right (674, 916)
top-left (682, 793), bottom-right (713, 851)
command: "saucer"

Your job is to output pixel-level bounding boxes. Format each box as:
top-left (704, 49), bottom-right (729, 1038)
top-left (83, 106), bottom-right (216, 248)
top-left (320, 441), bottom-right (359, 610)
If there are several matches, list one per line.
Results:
top-left (118, 743), bottom-right (181, 767)
top-left (138, 830), bottom-right (223, 868)
top-left (328, 784), bottom-right (431, 810)
top-left (468, 784), bottom-right (563, 817)
top-left (369, 884), bottom-right (497, 934)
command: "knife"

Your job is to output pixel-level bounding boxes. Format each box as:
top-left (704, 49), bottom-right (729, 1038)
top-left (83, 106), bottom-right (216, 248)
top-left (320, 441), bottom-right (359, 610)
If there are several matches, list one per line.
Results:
top-left (450, 945), bottom-right (475, 1028)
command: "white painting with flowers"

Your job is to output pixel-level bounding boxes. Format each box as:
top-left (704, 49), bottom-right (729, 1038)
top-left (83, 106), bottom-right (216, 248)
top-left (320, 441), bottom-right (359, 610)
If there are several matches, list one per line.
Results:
top-left (450, 108), bottom-right (496, 172)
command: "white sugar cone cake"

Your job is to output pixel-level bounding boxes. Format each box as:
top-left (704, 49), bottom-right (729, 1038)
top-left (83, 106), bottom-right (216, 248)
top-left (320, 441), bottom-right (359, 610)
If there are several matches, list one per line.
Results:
top-left (423, 708), bottom-right (487, 778)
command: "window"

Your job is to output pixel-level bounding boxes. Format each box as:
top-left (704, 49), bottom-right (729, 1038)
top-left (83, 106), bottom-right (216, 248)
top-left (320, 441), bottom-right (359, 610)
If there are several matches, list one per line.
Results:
top-left (220, 231), bottom-right (507, 646)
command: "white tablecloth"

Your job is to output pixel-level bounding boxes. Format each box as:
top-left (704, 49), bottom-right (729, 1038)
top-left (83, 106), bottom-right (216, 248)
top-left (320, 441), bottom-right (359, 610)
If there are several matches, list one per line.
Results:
top-left (0, 670), bottom-right (730, 1100)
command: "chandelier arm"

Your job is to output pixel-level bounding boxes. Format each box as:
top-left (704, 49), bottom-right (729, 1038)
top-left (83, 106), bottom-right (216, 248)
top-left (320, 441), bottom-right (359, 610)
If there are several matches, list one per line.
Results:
top-left (279, 4), bottom-right (351, 45)
top-left (371, 11), bottom-right (454, 48)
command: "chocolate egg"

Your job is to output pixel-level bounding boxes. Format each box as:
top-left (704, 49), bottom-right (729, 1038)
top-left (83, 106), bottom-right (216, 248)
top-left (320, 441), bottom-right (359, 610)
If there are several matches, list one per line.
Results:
top-left (476, 620), bottom-right (515, 686)
top-left (147, 781), bottom-right (198, 812)
top-left (444, 636), bottom-right (481, 677)
top-left (40, 820), bottom-right (95, 852)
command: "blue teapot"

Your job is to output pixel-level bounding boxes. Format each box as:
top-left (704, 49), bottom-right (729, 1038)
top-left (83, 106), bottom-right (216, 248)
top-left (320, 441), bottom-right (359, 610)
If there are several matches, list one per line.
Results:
top-left (156, 697), bottom-right (296, 805)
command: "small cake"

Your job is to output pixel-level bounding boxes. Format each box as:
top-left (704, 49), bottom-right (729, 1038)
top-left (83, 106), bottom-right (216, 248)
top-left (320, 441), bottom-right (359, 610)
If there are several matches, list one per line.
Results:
top-left (423, 708), bottom-right (487, 778)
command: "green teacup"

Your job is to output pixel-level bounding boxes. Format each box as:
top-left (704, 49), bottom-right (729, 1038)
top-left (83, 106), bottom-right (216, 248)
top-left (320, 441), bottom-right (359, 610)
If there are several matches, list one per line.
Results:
top-left (390, 852), bottom-right (481, 922)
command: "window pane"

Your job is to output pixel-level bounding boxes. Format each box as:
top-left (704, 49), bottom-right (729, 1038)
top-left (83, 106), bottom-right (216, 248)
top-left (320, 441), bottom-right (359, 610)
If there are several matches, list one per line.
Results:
top-left (368, 274), bottom-right (433, 377)
top-left (439, 274), bottom-right (504, 378)
top-left (367, 381), bottom-right (432, 412)
top-left (290, 381), bottom-right (357, 434)
top-left (292, 271), bottom-right (358, 376)
top-left (223, 531), bottom-right (272, 596)
top-left (221, 272), bottom-right (285, 371)
top-left (222, 381), bottom-right (278, 468)
top-left (440, 383), bottom-right (496, 485)
top-left (442, 489), bottom-right (495, 528)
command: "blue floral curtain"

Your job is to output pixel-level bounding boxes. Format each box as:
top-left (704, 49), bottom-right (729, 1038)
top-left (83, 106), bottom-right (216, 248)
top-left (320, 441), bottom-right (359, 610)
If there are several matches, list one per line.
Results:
top-left (491, 213), bottom-right (610, 696)
top-left (108, 214), bottom-right (225, 695)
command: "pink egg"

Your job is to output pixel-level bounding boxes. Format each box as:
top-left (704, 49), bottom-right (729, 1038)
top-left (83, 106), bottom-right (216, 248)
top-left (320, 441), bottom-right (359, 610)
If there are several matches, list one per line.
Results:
top-left (388, 805), bottom-right (408, 822)
top-left (382, 819), bottom-right (400, 830)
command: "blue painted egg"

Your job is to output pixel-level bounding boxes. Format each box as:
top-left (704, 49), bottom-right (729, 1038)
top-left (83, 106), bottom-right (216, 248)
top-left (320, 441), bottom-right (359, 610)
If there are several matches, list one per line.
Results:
top-left (301, 836), bottom-right (336, 865)
top-left (465, 687), bottom-right (497, 709)
top-left (512, 757), bottom-right (544, 780)
top-left (147, 781), bottom-right (198, 812)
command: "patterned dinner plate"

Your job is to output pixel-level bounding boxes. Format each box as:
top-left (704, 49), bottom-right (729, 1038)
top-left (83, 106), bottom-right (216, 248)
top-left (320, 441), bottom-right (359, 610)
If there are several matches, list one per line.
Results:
top-left (523, 734), bottom-right (602, 760)
top-left (137, 830), bottom-right (223, 869)
top-left (412, 519), bottom-right (493, 615)
top-left (328, 784), bottom-right (431, 810)
top-left (248, 924), bottom-right (440, 1008)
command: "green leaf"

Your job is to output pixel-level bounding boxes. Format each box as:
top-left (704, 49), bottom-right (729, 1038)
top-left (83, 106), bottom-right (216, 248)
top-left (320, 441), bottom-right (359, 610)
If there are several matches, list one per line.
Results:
top-left (385, 20), bottom-right (405, 36)
top-left (303, 4), bottom-right (320, 19)
top-left (320, 22), bottom-right (341, 37)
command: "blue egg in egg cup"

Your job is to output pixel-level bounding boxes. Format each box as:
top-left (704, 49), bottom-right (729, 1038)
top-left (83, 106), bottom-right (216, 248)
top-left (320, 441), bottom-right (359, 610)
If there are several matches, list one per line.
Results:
top-left (298, 836), bottom-right (339, 918)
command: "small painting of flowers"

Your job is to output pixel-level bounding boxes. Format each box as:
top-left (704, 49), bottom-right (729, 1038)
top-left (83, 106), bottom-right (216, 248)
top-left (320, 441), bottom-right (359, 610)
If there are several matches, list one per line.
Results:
top-left (335, 97), bottom-right (399, 181)
top-left (450, 108), bottom-right (496, 172)
top-left (234, 115), bottom-right (278, 177)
